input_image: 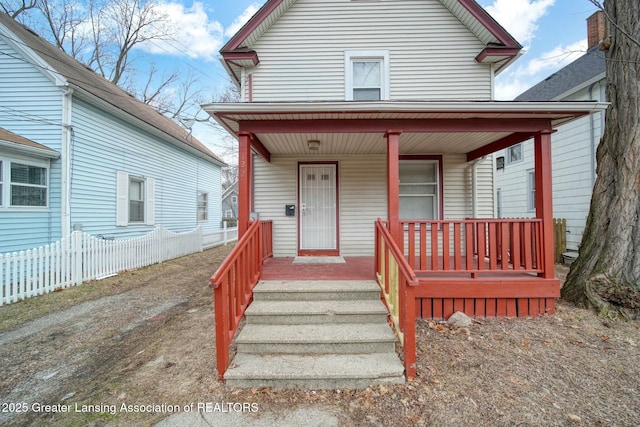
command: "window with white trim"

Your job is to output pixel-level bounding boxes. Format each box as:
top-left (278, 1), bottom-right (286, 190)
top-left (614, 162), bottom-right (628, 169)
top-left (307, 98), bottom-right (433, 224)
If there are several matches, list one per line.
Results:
top-left (231, 195), bottom-right (237, 204)
top-left (506, 143), bottom-right (523, 164)
top-left (399, 160), bottom-right (440, 220)
top-left (345, 50), bottom-right (389, 101)
top-left (0, 157), bottom-right (49, 208)
top-left (116, 171), bottom-right (155, 226)
top-left (527, 169), bottom-right (535, 212)
top-left (225, 209), bottom-right (233, 218)
top-left (197, 192), bottom-right (208, 221)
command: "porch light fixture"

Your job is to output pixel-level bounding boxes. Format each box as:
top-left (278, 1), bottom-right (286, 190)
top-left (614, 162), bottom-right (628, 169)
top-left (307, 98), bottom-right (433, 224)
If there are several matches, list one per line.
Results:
top-left (307, 139), bottom-right (320, 151)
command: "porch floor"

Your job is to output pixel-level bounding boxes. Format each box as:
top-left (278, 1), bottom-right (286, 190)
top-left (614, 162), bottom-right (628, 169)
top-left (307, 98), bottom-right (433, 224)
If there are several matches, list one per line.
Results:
top-left (261, 257), bottom-right (374, 280)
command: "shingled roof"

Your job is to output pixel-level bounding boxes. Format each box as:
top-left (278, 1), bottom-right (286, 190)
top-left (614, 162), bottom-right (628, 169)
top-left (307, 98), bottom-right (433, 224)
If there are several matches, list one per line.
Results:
top-left (0, 13), bottom-right (225, 166)
top-left (515, 46), bottom-right (606, 101)
top-left (0, 127), bottom-right (60, 158)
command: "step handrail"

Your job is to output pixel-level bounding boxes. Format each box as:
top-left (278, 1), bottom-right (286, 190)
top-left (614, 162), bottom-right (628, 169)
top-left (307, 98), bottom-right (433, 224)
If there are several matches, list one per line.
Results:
top-left (374, 218), bottom-right (418, 379)
top-left (210, 220), bottom-right (267, 381)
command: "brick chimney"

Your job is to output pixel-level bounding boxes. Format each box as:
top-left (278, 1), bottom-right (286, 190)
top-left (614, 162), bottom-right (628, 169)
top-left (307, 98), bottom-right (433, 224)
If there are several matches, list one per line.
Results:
top-left (587, 11), bottom-right (605, 49)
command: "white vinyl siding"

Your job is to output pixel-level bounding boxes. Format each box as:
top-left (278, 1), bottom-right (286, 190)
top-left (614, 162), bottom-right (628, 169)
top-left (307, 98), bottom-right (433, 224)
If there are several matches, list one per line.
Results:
top-left (497, 81), bottom-right (605, 251)
top-left (253, 153), bottom-right (494, 256)
top-left (248, 0), bottom-right (491, 102)
top-left (0, 37), bottom-right (63, 251)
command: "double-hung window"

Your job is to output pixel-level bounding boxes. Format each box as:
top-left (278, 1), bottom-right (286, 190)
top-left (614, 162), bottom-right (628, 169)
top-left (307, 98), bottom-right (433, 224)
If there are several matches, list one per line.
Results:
top-left (506, 143), bottom-right (523, 164)
top-left (197, 192), bottom-right (208, 221)
top-left (399, 158), bottom-right (441, 220)
top-left (0, 157), bottom-right (49, 208)
top-left (345, 50), bottom-right (389, 101)
top-left (116, 171), bottom-right (155, 226)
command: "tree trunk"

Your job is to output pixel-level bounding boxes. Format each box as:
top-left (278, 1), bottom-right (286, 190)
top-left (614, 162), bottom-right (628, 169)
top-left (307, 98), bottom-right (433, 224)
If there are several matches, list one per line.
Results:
top-left (562, 0), bottom-right (640, 319)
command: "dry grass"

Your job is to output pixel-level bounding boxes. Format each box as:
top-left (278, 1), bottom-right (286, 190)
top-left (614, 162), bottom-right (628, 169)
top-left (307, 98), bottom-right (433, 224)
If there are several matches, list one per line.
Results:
top-left (0, 248), bottom-right (638, 426)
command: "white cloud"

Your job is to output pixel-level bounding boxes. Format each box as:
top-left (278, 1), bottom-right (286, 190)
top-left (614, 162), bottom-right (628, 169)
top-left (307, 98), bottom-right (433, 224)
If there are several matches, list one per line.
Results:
top-left (224, 3), bottom-right (262, 38)
top-left (484, 0), bottom-right (555, 47)
top-left (494, 38), bottom-right (588, 100)
top-left (140, 2), bottom-right (224, 62)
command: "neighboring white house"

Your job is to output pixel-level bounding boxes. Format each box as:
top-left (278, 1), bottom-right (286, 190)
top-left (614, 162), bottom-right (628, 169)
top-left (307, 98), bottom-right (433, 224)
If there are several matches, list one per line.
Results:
top-left (0, 12), bottom-right (226, 254)
top-left (496, 11), bottom-right (607, 254)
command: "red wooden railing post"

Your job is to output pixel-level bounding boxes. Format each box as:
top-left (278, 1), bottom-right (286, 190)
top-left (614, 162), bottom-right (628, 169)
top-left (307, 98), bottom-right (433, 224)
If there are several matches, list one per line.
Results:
top-left (214, 278), bottom-right (230, 381)
top-left (404, 282), bottom-right (417, 378)
top-left (210, 220), bottom-right (272, 381)
top-left (534, 131), bottom-right (555, 279)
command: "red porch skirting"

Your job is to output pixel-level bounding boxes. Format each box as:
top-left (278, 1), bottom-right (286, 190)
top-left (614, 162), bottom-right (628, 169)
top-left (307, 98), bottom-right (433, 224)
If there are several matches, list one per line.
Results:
top-left (414, 277), bottom-right (560, 320)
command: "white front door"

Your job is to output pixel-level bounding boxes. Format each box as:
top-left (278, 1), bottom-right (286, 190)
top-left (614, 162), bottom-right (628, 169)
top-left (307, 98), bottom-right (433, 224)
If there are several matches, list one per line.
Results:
top-left (299, 164), bottom-right (338, 252)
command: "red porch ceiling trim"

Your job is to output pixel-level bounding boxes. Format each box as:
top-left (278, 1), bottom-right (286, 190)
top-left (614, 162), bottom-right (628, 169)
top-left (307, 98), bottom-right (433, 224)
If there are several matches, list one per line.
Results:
top-left (249, 133), bottom-right (271, 162)
top-left (466, 131), bottom-right (539, 161)
top-left (239, 118), bottom-right (554, 134)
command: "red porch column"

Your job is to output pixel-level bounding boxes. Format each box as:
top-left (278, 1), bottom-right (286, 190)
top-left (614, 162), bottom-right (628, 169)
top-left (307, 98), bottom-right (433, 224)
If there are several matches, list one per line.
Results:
top-left (534, 131), bottom-right (555, 279)
top-left (386, 130), bottom-right (403, 249)
top-left (238, 131), bottom-right (252, 238)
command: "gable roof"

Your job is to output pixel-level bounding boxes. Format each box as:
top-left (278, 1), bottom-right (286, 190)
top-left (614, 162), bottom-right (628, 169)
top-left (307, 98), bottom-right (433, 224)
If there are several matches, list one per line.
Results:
top-left (220, 0), bottom-right (522, 83)
top-left (0, 13), bottom-right (225, 166)
top-left (0, 127), bottom-right (60, 158)
top-left (516, 46), bottom-right (606, 101)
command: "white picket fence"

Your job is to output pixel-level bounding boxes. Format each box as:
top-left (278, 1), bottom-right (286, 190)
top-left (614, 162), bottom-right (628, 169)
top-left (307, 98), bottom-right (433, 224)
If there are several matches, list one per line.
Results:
top-left (203, 222), bottom-right (238, 249)
top-left (0, 226), bottom-right (204, 306)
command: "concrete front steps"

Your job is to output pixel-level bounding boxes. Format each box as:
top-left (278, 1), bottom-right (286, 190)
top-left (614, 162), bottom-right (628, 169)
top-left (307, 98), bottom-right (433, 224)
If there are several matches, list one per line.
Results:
top-left (224, 280), bottom-right (406, 389)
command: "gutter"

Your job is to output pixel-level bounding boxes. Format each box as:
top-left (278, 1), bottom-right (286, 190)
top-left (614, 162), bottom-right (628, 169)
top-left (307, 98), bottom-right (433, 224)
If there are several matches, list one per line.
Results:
top-left (0, 140), bottom-right (60, 159)
top-left (61, 86), bottom-right (74, 238)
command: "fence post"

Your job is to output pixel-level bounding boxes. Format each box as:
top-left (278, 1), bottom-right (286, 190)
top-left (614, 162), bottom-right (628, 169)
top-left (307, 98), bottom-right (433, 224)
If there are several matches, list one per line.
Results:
top-left (223, 222), bottom-right (228, 245)
top-left (72, 231), bottom-right (83, 286)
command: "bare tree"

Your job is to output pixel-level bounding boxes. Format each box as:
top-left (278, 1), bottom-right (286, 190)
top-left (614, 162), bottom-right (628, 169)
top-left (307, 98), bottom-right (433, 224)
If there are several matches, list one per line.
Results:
top-left (10, 0), bottom-right (204, 119)
top-left (562, 0), bottom-right (640, 319)
top-left (1, 0), bottom-right (38, 18)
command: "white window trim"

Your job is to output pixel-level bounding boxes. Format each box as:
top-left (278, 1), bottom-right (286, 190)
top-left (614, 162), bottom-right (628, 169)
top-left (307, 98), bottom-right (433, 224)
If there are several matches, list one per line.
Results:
top-left (0, 155), bottom-right (50, 211)
top-left (197, 191), bottom-right (209, 222)
top-left (345, 50), bottom-right (390, 101)
top-left (526, 169), bottom-right (535, 212)
top-left (399, 159), bottom-right (440, 220)
top-left (506, 143), bottom-right (523, 165)
top-left (116, 171), bottom-right (155, 226)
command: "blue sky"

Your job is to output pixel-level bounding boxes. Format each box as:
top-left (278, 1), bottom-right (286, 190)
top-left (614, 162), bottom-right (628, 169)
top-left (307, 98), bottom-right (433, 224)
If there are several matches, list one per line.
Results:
top-left (132, 0), bottom-right (600, 156)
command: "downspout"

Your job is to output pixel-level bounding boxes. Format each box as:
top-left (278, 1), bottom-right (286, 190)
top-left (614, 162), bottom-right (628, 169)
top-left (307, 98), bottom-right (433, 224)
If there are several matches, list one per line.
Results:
top-left (472, 156), bottom-right (486, 218)
top-left (588, 82), bottom-right (598, 185)
top-left (61, 86), bottom-right (73, 238)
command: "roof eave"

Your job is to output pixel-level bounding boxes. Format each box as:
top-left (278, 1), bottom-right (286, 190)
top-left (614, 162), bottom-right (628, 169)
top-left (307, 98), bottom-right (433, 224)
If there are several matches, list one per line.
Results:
top-left (0, 139), bottom-right (60, 159)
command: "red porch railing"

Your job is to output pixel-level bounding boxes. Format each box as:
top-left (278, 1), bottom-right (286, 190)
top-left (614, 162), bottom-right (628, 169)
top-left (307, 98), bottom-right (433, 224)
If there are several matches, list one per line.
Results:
top-left (401, 219), bottom-right (544, 277)
top-left (210, 220), bottom-right (273, 381)
top-left (374, 218), bottom-right (418, 379)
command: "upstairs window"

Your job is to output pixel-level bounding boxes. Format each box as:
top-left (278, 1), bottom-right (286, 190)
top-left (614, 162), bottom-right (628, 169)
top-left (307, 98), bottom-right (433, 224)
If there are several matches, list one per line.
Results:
top-left (345, 50), bottom-right (389, 101)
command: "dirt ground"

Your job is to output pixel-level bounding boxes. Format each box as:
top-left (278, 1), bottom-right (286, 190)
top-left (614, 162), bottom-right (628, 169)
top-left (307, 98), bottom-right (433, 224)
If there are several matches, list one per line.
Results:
top-left (0, 246), bottom-right (639, 426)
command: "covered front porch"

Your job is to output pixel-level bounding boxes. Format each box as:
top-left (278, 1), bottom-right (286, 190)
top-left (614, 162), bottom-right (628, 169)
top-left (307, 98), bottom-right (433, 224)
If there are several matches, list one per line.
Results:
top-left (205, 100), bottom-right (604, 382)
